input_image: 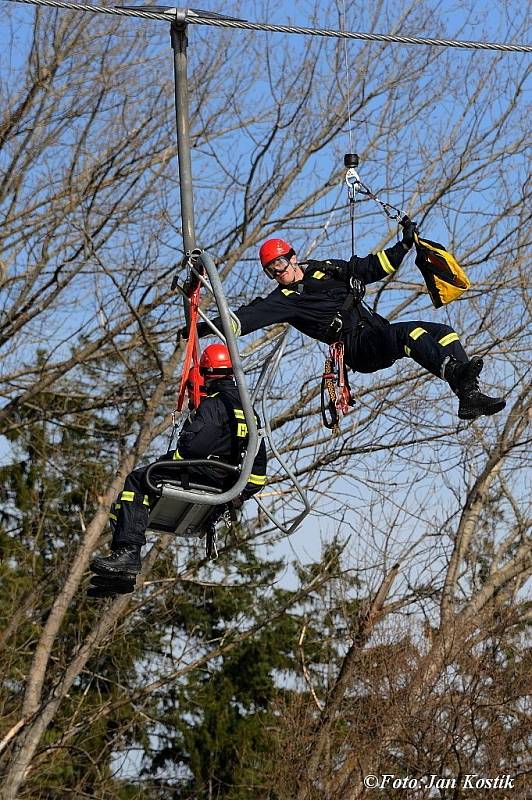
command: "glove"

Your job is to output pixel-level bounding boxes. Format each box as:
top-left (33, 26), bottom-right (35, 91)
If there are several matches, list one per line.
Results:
top-left (230, 494), bottom-right (245, 511)
top-left (177, 325), bottom-right (188, 340)
top-left (349, 277), bottom-right (365, 303)
top-left (401, 217), bottom-right (418, 249)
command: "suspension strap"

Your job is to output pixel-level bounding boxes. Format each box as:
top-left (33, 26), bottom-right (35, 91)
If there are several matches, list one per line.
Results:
top-left (358, 176), bottom-right (408, 223)
top-left (320, 342), bottom-right (353, 435)
top-left (176, 253), bottom-right (204, 413)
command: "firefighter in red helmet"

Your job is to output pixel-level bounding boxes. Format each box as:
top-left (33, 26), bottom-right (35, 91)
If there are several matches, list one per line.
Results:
top-left (185, 229), bottom-right (505, 421)
top-left (89, 344), bottom-right (267, 594)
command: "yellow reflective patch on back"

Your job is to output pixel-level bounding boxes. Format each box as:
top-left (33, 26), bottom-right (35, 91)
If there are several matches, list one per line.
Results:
top-left (234, 409), bottom-right (245, 419)
top-left (409, 327), bottom-right (427, 341)
top-left (376, 250), bottom-right (395, 275)
top-left (439, 332), bottom-right (460, 347)
top-left (237, 422), bottom-right (248, 437)
top-left (120, 491), bottom-right (135, 502)
top-left (312, 270), bottom-right (325, 279)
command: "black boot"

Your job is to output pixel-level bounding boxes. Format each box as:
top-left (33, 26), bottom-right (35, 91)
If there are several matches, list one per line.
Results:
top-left (444, 357), bottom-right (506, 420)
top-left (87, 574), bottom-right (136, 598)
top-left (90, 546), bottom-right (142, 577)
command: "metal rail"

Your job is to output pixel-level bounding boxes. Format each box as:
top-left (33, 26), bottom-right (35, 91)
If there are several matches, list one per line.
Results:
top-left (250, 332), bottom-right (312, 535)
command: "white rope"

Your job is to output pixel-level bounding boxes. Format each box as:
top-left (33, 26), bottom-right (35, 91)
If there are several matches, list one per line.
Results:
top-left (340, 0), bottom-right (353, 153)
top-left (4, 0), bottom-right (532, 53)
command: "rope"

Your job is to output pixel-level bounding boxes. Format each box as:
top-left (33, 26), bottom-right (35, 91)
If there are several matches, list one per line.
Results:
top-left (340, 0), bottom-right (353, 153)
top-left (5, 0), bottom-right (532, 53)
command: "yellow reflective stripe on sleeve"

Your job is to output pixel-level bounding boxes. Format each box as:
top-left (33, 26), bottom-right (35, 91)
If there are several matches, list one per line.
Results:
top-left (376, 250), bottom-right (395, 275)
top-left (109, 512), bottom-right (117, 521)
top-left (312, 270), bottom-right (325, 279)
top-left (281, 288), bottom-right (297, 296)
top-left (120, 491), bottom-right (135, 502)
top-left (143, 495), bottom-right (150, 506)
top-left (230, 318), bottom-right (241, 335)
top-left (439, 332), bottom-right (460, 347)
top-left (248, 473), bottom-right (267, 486)
top-left (173, 449), bottom-right (183, 460)
top-left (234, 409), bottom-right (245, 419)
top-left (236, 422), bottom-right (248, 437)
top-left (404, 346), bottom-right (411, 357)
top-left (409, 327), bottom-right (427, 341)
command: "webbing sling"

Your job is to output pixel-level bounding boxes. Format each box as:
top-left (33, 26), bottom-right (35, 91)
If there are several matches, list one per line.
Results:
top-left (176, 274), bottom-right (202, 412)
top-left (321, 342), bottom-right (353, 435)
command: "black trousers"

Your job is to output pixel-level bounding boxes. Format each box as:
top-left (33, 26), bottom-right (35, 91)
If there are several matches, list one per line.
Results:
top-left (345, 320), bottom-right (468, 376)
top-left (109, 454), bottom-right (224, 549)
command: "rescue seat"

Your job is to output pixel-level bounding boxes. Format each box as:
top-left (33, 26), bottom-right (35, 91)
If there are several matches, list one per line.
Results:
top-left (145, 458), bottom-right (239, 536)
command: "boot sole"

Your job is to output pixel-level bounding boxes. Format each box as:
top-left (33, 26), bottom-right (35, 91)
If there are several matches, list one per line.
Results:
top-left (459, 399), bottom-right (506, 420)
top-left (88, 585), bottom-right (135, 598)
top-left (90, 562), bottom-right (140, 578)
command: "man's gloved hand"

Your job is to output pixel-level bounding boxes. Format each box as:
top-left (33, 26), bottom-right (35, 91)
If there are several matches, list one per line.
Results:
top-left (177, 325), bottom-right (188, 340)
top-left (401, 216), bottom-right (418, 249)
top-left (230, 494), bottom-right (244, 511)
top-left (349, 277), bottom-right (365, 303)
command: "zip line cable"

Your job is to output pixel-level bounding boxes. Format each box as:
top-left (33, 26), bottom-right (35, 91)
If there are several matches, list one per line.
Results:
top-left (4, 0), bottom-right (532, 53)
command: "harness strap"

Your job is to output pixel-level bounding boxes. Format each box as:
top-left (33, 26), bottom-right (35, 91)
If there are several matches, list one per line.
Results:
top-left (176, 282), bottom-right (202, 412)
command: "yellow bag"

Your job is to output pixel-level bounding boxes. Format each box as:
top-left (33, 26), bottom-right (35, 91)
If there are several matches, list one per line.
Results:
top-left (414, 233), bottom-right (470, 308)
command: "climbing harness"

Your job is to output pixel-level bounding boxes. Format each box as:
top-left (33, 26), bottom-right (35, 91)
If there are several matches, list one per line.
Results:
top-left (318, 152), bottom-right (364, 436)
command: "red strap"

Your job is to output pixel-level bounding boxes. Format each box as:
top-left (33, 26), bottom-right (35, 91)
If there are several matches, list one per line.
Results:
top-left (176, 283), bottom-right (202, 411)
top-left (329, 342), bottom-right (352, 416)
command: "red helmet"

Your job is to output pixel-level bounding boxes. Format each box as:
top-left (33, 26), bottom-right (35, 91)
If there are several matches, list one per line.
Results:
top-left (259, 238), bottom-right (294, 269)
top-left (199, 343), bottom-right (233, 377)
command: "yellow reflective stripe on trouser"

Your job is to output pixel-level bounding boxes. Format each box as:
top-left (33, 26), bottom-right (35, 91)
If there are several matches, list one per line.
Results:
top-left (248, 473), bottom-right (267, 486)
top-left (376, 250), bottom-right (395, 275)
top-left (120, 491), bottom-right (135, 502)
top-left (405, 327), bottom-right (427, 356)
top-left (439, 332), bottom-right (460, 347)
top-left (409, 327), bottom-right (427, 341)
top-left (173, 449), bottom-right (183, 460)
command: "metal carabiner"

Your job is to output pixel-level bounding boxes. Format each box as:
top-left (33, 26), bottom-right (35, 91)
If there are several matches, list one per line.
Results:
top-left (345, 167), bottom-right (361, 201)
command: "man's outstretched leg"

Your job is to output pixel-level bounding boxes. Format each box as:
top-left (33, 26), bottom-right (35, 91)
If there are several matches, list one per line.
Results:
top-left (358, 321), bottom-right (506, 421)
top-left (91, 466), bottom-right (149, 578)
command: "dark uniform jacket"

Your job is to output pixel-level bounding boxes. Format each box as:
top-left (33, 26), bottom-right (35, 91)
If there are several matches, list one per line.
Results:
top-left (173, 379), bottom-right (267, 499)
top-left (196, 242), bottom-right (408, 361)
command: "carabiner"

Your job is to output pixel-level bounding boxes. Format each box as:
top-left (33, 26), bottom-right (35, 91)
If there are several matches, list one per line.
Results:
top-left (345, 167), bottom-right (361, 201)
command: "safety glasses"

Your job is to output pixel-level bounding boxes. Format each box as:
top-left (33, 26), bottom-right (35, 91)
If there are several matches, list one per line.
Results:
top-left (263, 256), bottom-right (291, 279)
